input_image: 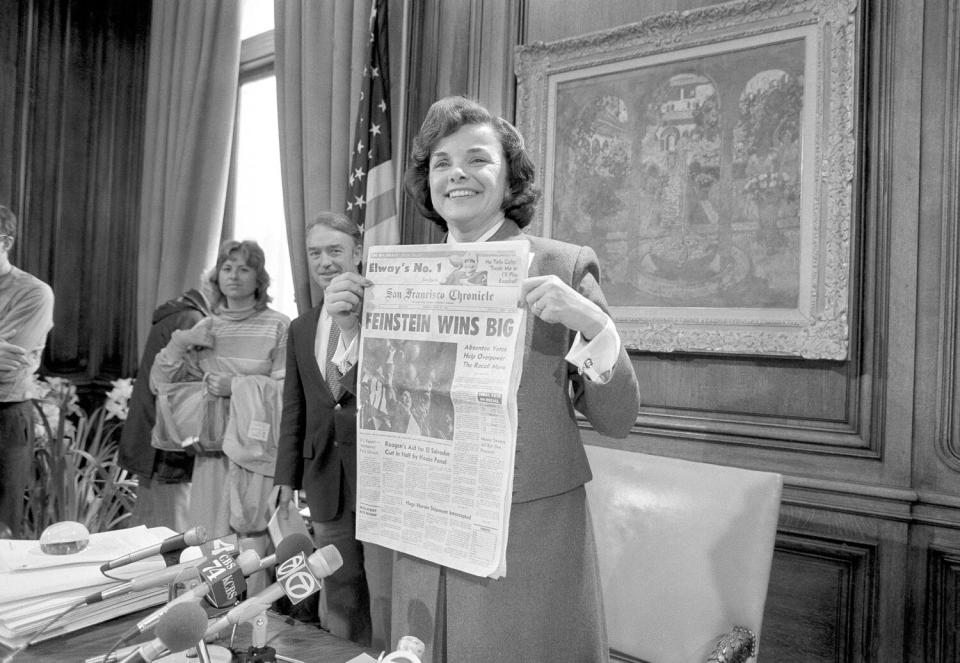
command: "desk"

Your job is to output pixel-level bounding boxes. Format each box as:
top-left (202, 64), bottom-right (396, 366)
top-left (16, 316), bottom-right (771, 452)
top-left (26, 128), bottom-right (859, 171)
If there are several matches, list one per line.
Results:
top-left (0, 609), bottom-right (376, 663)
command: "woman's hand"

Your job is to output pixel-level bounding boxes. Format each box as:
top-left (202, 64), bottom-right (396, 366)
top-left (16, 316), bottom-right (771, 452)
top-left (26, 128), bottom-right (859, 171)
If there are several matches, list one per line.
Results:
top-left (204, 372), bottom-right (233, 397)
top-left (521, 275), bottom-right (607, 340)
top-left (171, 326), bottom-right (213, 350)
top-left (325, 272), bottom-right (373, 342)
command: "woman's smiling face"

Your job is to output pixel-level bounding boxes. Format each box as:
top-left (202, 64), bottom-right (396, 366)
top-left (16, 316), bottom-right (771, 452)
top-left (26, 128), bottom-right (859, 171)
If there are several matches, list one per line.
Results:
top-left (218, 253), bottom-right (258, 306)
top-left (428, 123), bottom-right (508, 240)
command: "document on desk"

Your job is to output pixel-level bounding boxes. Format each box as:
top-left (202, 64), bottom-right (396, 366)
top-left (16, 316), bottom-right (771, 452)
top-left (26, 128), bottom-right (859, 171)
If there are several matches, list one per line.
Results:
top-left (0, 526), bottom-right (170, 600)
top-left (355, 241), bottom-right (528, 578)
top-left (0, 526), bottom-right (171, 647)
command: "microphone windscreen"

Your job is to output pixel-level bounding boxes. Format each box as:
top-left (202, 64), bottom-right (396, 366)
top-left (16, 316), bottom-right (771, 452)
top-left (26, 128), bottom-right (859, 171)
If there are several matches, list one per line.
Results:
top-left (235, 549), bottom-right (261, 575)
top-left (275, 533), bottom-right (313, 563)
top-left (183, 527), bottom-right (208, 547)
top-left (156, 602), bottom-right (207, 652)
top-left (313, 545), bottom-right (344, 577)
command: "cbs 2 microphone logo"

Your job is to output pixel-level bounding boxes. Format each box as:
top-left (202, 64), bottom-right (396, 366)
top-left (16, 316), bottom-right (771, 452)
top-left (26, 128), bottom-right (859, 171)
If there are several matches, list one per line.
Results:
top-left (277, 552), bottom-right (321, 605)
top-left (199, 553), bottom-right (246, 608)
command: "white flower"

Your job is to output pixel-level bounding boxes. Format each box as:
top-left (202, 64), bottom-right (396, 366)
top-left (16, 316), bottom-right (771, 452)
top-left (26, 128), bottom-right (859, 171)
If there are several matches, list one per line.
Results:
top-left (25, 374), bottom-right (47, 400)
top-left (33, 399), bottom-right (76, 441)
top-left (104, 377), bottom-right (134, 421)
top-left (42, 377), bottom-right (82, 416)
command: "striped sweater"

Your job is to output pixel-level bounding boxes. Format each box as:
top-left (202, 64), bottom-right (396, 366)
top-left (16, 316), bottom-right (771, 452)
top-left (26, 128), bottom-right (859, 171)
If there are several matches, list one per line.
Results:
top-left (151, 306), bottom-right (290, 473)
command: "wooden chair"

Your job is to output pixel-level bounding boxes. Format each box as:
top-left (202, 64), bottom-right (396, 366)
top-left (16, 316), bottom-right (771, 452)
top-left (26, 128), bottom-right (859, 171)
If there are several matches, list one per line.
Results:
top-left (584, 445), bottom-right (782, 663)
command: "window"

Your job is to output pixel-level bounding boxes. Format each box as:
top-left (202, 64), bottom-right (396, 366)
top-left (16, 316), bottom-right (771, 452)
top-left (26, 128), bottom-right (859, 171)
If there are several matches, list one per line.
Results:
top-left (230, 2), bottom-right (298, 319)
top-left (240, 0), bottom-right (272, 40)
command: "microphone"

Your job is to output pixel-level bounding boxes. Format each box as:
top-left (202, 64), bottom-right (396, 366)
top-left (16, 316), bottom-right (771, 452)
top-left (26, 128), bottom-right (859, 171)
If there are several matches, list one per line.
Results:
top-left (114, 549), bottom-right (261, 647)
top-left (100, 526), bottom-right (209, 573)
top-left (83, 548), bottom-right (227, 605)
top-left (256, 532), bottom-right (314, 571)
top-left (382, 635), bottom-right (426, 663)
top-left (203, 545), bottom-right (342, 639)
top-left (117, 601), bottom-right (208, 663)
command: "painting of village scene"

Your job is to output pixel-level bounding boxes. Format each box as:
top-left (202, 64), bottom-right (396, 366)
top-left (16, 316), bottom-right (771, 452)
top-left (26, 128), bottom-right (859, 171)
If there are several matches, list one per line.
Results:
top-left (547, 38), bottom-right (806, 311)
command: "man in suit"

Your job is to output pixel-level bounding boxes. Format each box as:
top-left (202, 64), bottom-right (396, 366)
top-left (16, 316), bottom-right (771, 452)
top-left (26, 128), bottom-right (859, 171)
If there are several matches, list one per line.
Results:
top-left (274, 212), bottom-right (391, 650)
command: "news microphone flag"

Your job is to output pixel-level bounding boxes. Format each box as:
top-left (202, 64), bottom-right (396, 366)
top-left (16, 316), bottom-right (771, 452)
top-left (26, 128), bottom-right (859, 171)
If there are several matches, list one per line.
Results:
top-left (115, 549), bottom-right (261, 648)
top-left (203, 545), bottom-right (343, 638)
top-left (275, 550), bottom-right (321, 606)
top-left (347, 0), bottom-right (399, 250)
top-left (195, 549), bottom-right (247, 608)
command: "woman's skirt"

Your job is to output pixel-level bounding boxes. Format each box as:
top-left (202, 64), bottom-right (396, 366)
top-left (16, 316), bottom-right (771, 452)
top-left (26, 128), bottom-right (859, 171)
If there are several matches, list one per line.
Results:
top-left (391, 485), bottom-right (607, 662)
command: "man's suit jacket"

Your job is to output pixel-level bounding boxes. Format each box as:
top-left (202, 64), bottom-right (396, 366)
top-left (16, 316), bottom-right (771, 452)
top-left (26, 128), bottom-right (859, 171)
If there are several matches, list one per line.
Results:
top-left (274, 303), bottom-right (358, 522)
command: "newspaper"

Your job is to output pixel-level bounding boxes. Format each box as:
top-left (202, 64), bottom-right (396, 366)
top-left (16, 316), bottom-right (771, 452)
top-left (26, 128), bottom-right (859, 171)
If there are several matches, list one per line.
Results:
top-left (355, 241), bottom-right (529, 578)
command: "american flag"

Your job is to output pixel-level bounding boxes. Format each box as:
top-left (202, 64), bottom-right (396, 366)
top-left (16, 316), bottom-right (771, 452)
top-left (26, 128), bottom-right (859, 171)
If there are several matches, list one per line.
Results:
top-left (347, 0), bottom-right (399, 249)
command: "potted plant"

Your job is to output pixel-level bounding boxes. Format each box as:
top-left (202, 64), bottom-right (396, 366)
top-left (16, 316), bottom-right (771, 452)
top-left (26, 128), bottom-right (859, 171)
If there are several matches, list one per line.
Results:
top-left (23, 377), bottom-right (136, 539)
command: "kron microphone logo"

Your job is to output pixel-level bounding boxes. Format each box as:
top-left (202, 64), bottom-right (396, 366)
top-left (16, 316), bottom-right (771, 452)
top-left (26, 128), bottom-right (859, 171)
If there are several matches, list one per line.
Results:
top-left (277, 551), bottom-right (320, 604)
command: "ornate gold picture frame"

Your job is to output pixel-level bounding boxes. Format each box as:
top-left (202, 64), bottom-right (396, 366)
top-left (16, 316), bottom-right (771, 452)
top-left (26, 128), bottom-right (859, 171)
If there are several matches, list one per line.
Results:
top-left (516, 0), bottom-right (860, 359)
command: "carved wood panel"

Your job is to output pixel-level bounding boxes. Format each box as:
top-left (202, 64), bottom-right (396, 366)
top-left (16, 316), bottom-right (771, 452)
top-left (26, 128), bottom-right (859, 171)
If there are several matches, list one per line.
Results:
top-left (925, 548), bottom-right (960, 663)
top-left (761, 533), bottom-right (875, 662)
top-left (924, 0), bottom-right (960, 476)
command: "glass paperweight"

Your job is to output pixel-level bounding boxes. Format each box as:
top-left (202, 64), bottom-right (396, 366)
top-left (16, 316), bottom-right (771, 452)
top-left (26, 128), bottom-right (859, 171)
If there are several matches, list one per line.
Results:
top-left (39, 520), bottom-right (90, 555)
top-left (382, 636), bottom-right (425, 663)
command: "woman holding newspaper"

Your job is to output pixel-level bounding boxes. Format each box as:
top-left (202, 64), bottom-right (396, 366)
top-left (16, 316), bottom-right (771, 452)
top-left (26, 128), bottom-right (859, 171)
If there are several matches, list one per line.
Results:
top-left (393, 96), bottom-right (641, 662)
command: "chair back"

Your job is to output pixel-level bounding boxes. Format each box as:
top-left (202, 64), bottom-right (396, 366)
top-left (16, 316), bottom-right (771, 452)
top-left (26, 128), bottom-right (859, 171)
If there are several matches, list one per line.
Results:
top-left (584, 446), bottom-right (782, 663)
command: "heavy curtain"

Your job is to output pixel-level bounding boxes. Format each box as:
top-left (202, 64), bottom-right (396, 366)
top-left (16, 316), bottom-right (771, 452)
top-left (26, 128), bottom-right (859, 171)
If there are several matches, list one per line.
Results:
top-left (135, 1), bottom-right (242, 350)
top-left (274, 0), bottom-right (370, 313)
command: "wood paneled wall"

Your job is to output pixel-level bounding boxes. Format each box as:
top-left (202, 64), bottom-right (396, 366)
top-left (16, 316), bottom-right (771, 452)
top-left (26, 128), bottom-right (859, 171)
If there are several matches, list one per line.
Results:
top-left (400, 0), bottom-right (958, 660)
top-left (0, 0), bottom-right (149, 387)
top-left (4, 0), bottom-right (960, 658)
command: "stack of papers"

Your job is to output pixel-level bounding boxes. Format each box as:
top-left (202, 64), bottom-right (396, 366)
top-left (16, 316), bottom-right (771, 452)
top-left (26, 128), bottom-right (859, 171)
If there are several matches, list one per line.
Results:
top-left (0, 526), bottom-right (173, 648)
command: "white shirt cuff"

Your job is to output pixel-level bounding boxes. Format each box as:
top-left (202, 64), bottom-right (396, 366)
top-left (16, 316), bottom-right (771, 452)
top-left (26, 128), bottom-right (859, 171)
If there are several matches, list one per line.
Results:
top-left (565, 316), bottom-right (620, 384)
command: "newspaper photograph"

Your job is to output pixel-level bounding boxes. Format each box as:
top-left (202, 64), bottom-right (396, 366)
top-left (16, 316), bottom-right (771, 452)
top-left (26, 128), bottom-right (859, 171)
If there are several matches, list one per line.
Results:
top-left (355, 241), bottom-right (529, 578)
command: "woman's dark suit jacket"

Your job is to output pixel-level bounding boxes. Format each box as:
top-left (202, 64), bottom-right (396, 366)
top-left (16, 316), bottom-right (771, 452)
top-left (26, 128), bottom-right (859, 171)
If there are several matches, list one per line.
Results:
top-left (392, 220), bottom-right (642, 663)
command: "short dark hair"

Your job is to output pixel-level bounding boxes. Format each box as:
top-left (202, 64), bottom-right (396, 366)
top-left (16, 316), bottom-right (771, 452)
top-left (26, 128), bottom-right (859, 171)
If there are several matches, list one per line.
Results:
top-left (403, 96), bottom-right (540, 232)
top-left (0, 205), bottom-right (17, 240)
top-left (306, 211), bottom-right (362, 245)
top-left (207, 239), bottom-right (272, 310)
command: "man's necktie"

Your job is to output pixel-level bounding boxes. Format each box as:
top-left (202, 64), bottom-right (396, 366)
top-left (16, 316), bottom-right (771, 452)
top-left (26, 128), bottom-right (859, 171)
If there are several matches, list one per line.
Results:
top-left (325, 322), bottom-right (342, 400)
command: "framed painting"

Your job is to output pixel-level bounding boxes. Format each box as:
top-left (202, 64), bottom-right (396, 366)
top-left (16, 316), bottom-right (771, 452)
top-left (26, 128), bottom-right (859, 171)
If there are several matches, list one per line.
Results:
top-left (515, 0), bottom-right (860, 359)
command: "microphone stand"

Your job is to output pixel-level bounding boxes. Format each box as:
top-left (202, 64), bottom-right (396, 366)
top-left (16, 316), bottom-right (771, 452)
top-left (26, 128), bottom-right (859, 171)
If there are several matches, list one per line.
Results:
top-left (231, 610), bottom-right (277, 663)
top-left (194, 640), bottom-right (214, 663)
